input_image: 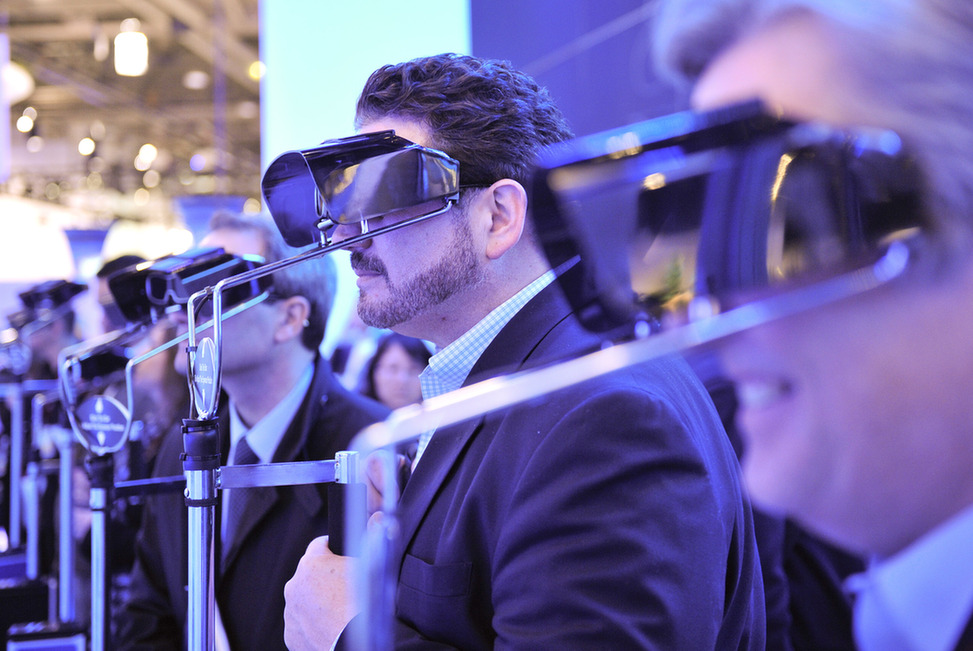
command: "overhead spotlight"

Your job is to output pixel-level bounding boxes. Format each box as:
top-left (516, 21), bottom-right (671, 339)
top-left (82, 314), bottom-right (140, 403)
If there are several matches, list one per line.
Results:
top-left (182, 70), bottom-right (210, 90)
top-left (135, 143), bottom-right (159, 171)
top-left (2, 61), bottom-right (35, 104)
top-left (93, 30), bottom-right (110, 63)
top-left (23, 117), bottom-right (42, 152)
top-left (26, 135), bottom-right (44, 153)
top-left (114, 19), bottom-right (148, 77)
top-left (189, 154), bottom-right (206, 173)
top-left (235, 100), bottom-right (259, 120)
top-left (87, 156), bottom-right (107, 173)
top-left (86, 172), bottom-right (104, 190)
top-left (78, 137), bottom-right (96, 156)
top-left (243, 197), bottom-right (262, 214)
top-left (189, 150), bottom-right (216, 173)
top-left (138, 143), bottom-right (158, 164)
top-left (248, 60), bottom-right (266, 81)
top-left (143, 169), bottom-right (161, 188)
top-left (90, 120), bottom-right (107, 140)
top-left (15, 115), bottom-right (33, 133)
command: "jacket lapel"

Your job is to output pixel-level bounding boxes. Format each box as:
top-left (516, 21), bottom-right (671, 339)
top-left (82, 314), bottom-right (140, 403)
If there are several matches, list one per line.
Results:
top-left (392, 415), bottom-right (484, 565)
top-left (953, 609), bottom-right (973, 651)
top-left (390, 273), bottom-right (582, 571)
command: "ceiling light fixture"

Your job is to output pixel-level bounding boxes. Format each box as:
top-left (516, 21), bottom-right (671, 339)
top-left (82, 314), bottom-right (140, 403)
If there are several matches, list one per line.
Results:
top-left (78, 137), bottom-right (96, 156)
top-left (2, 61), bottom-right (35, 104)
top-left (114, 19), bottom-right (148, 77)
top-left (183, 70), bottom-right (210, 90)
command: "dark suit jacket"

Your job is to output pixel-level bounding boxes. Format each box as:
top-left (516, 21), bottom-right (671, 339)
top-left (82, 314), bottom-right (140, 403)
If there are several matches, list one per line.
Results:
top-left (115, 356), bottom-right (388, 650)
top-left (348, 273), bottom-right (765, 649)
top-left (956, 613), bottom-right (973, 651)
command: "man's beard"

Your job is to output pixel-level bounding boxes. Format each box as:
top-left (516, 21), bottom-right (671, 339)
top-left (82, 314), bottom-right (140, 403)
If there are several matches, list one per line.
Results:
top-left (352, 218), bottom-right (484, 330)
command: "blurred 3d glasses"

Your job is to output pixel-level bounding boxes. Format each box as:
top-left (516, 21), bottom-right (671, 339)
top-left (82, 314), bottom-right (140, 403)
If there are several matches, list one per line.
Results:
top-left (531, 100), bottom-right (925, 336)
top-left (106, 247), bottom-right (272, 325)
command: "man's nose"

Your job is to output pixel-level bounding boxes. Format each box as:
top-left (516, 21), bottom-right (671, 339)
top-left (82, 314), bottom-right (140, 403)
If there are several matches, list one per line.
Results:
top-left (331, 220), bottom-right (373, 249)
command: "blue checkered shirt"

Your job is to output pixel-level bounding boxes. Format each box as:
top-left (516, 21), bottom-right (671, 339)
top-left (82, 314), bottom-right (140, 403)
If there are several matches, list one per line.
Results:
top-left (413, 257), bottom-right (578, 466)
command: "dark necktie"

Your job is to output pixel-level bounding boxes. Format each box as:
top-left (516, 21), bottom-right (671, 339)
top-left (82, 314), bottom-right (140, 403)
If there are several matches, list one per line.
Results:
top-left (224, 437), bottom-right (258, 553)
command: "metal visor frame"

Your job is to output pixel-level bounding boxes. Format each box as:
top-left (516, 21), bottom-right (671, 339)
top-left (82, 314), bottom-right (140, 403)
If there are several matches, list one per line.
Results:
top-left (261, 130), bottom-right (460, 247)
top-left (529, 100), bottom-right (925, 336)
top-left (58, 289), bottom-right (272, 456)
top-left (107, 247), bottom-right (272, 325)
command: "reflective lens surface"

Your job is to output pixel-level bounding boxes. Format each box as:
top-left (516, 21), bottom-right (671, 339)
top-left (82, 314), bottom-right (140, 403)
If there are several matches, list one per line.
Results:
top-left (531, 101), bottom-right (924, 335)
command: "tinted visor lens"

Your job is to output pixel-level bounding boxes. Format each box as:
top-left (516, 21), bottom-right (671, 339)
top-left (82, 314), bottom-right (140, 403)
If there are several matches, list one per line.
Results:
top-left (531, 102), bottom-right (924, 334)
top-left (191, 276), bottom-right (270, 321)
top-left (146, 274), bottom-right (181, 306)
top-left (320, 148), bottom-right (459, 224)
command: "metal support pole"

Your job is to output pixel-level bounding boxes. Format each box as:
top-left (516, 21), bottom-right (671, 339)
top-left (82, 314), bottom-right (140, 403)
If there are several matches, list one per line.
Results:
top-left (182, 418), bottom-right (220, 651)
top-left (23, 450), bottom-right (39, 578)
top-left (86, 453), bottom-right (113, 651)
top-left (327, 451), bottom-right (364, 557)
top-left (55, 423), bottom-right (75, 623)
top-left (9, 383), bottom-right (23, 548)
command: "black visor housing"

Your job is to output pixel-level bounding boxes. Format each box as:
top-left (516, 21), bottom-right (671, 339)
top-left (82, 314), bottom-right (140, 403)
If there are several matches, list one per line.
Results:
top-left (7, 279), bottom-right (86, 331)
top-left (107, 247), bottom-right (271, 325)
top-left (261, 130), bottom-right (460, 247)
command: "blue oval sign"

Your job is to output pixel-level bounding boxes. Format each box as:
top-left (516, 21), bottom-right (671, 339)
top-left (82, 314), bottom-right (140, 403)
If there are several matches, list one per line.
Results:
top-left (192, 336), bottom-right (219, 418)
top-left (75, 394), bottom-right (130, 455)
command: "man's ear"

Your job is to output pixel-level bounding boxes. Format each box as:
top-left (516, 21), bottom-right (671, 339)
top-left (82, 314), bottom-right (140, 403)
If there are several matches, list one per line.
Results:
top-left (482, 179), bottom-right (529, 260)
top-left (274, 295), bottom-right (312, 344)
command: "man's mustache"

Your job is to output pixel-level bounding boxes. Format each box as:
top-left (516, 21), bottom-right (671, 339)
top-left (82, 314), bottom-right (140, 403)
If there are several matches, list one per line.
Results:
top-left (350, 251), bottom-right (386, 276)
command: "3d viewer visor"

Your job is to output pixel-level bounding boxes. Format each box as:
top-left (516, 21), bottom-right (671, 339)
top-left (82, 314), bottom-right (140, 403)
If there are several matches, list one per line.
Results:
top-left (261, 130), bottom-right (460, 247)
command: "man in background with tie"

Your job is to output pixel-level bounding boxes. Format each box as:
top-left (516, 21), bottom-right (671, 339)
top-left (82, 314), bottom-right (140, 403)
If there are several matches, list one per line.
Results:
top-left (115, 212), bottom-right (388, 650)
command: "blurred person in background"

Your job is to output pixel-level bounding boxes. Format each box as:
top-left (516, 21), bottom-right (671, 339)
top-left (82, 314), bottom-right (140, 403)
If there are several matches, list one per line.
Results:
top-left (655, 1), bottom-right (973, 649)
top-left (2, 280), bottom-right (85, 571)
top-left (115, 212), bottom-right (388, 650)
top-left (357, 332), bottom-right (431, 410)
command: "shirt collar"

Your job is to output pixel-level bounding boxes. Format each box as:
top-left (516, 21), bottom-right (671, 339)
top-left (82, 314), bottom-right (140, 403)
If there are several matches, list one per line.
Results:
top-left (848, 502), bottom-right (973, 651)
top-left (419, 256), bottom-right (578, 402)
top-left (228, 362), bottom-right (315, 463)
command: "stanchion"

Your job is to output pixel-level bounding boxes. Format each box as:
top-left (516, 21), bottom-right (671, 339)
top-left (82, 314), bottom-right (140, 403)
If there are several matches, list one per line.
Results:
top-left (182, 418), bottom-right (220, 651)
top-left (327, 451), bottom-right (364, 557)
top-left (85, 454), bottom-right (113, 651)
top-left (5, 381), bottom-right (85, 649)
top-left (7, 382), bottom-right (23, 551)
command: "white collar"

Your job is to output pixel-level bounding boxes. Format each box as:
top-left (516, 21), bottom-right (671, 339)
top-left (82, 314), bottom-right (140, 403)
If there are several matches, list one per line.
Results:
top-left (849, 502), bottom-right (973, 651)
top-left (227, 362), bottom-right (314, 463)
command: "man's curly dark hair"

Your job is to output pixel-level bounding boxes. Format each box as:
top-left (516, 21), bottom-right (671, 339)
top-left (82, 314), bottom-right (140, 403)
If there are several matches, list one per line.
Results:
top-left (355, 53), bottom-right (573, 190)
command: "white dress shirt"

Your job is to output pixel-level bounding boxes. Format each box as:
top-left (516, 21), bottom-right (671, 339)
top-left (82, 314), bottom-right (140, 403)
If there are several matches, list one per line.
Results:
top-left (849, 503), bottom-right (973, 651)
top-left (216, 362), bottom-right (314, 651)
